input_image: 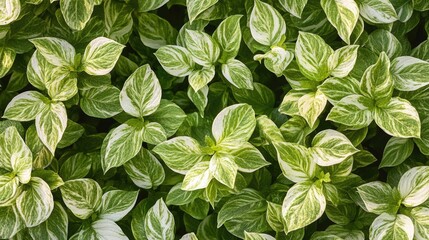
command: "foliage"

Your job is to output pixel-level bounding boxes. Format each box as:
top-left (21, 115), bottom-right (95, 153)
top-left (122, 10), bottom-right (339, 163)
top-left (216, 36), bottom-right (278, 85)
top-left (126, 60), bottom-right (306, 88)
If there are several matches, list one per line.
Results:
top-left (1, 0), bottom-right (429, 239)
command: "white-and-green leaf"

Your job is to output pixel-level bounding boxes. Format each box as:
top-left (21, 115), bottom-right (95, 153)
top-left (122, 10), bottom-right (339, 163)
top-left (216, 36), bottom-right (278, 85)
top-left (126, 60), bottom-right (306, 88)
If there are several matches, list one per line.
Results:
top-left (398, 166), bottom-right (429, 207)
top-left (81, 37), bottom-right (125, 75)
top-left (250, 0), bottom-right (286, 46)
top-left (327, 95), bottom-right (373, 129)
top-left (369, 213), bottom-right (413, 240)
top-left (144, 198), bottom-right (175, 240)
top-left (391, 56), bottom-right (429, 91)
top-left (356, 181), bottom-right (401, 215)
top-left (321, 0), bottom-right (359, 44)
top-left (155, 45), bottom-right (195, 77)
top-left (124, 148), bottom-right (165, 189)
top-left (184, 30), bottom-right (220, 67)
top-left (380, 137), bottom-right (414, 168)
top-left (99, 190), bottom-right (139, 222)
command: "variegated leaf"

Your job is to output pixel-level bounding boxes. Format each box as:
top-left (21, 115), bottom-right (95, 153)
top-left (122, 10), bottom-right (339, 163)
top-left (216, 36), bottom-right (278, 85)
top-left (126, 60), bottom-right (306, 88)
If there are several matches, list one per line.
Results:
top-left (250, 0), bottom-right (286, 46)
top-left (328, 45), bottom-right (359, 78)
top-left (221, 59), bottom-right (253, 90)
top-left (398, 166), bottom-right (429, 207)
top-left (213, 15), bottom-right (242, 61)
top-left (357, 0), bottom-right (398, 24)
top-left (0, 0), bottom-right (20, 25)
top-left (81, 37), bottom-right (125, 75)
top-left (124, 148), bottom-right (165, 189)
top-left (60, 0), bottom-right (95, 30)
top-left (144, 199), bottom-right (175, 240)
top-left (30, 37), bottom-right (76, 67)
top-left (186, 0), bottom-right (218, 24)
top-left (182, 161), bottom-right (212, 191)
top-left (188, 66), bottom-right (215, 92)
top-left (0, 47), bottom-right (15, 78)
top-left (136, 13), bottom-right (177, 49)
top-left (321, 0), bottom-right (359, 44)
top-left (99, 190), bottom-right (139, 222)
top-left (326, 95), bottom-right (373, 129)
top-left (279, 0), bottom-right (308, 18)
top-left (369, 213), bottom-right (413, 240)
top-left (155, 45), bottom-right (195, 77)
top-left (356, 181), bottom-right (401, 214)
top-left (298, 90), bottom-right (327, 128)
top-left (3, 91), bottom-right (48, 122)
top-left (391, 56), bottom-right (429, 91)
top-left (184, 30), bottom-right (220, 67)
top-left (380, 137), bottom-right (414, 168)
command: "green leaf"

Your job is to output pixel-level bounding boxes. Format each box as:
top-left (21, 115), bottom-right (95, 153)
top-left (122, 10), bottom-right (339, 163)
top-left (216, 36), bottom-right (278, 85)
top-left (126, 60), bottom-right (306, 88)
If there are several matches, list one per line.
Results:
top-left (380, 137), bottom-right (414, 168)
top-left (124, 148), bottom-right (165, 189)
top-left (0, 205), bottom-right (23, 239)
top-left (398, 166), bottom-right (429, 207)
top-left (244, 232), bottom-right (275, 240)
top-left (136, 13), bottom-right (177, 49)
top-left (257, 115), bottom-right (285, 143)
top-left (142, 122), bottom-right (167, 145)
top-left (0, 126), bottom-right (32, 184)
top-left (209, 154), bottom-right (237, 189)
top-left (213, 15), bottom-right (242, 61)
top-left (60, 0), bottom-right (95, 30)
top-left (295, 31), bottom-right (334, 81)
top-left (182, 161), bottom-right (212, 191)
top-left (0, 0), bottom-right (20, 25)
top-left (188, 85), bottom-right (208, 117)
top-left (153, 136), bottom-right (208, 174)
top-left (310, 129), bottom-right (359, 166)
top-left (120, 65), bottom-right (162, 118)
top-left (28, 202), bottom-right (68, 240)
top-left (0, 174), bottom-right (19, 205)
top-left (279, 0), bottom-right (308, 18)
top-left (298, 90), bottom-right (328, 128)
top-left (137, 0), bottom-right (169, 12)
top-left (221, 59), bottom-right (253, 90)
top-left (57, 120), bottom-right (85, 148)
top-left (99, 190), bottom-right (139, 221)
top-left (321, 0), bottom-right (359, 44)
top-left (188, 66), bottom-right (216, 92)
top-left (250, 0), bottom-right (286, 46)
top-left (224, 142), bottom-right (270, 173)
top-left (280, 116), bottom-right (317, 145)
top-left (77, 219), bottom-right (128, 239)
top-left (155, 45), bottom-right (195, 77)
top-left (360, 52), bottom-right (393, 107)
top-left (273, 142), bottom-right (317, 183)
top-left (391, 56), bottom-right (429, 91)
top-left (366, 29), bottom-right (402, 59)
top-left (81, 37), bottom-right (125, 75)
top-left (328, 45), bottom-right (359, 78)
top-left (212, 103), bottom-right (256, 144)
top-left (16, 177), bottom-right (54, 227)
top-left (79, 82), bottom-right (122, 119)
top-left (356, 181), bottom-right (401, 214)
top-left (254, 46), bottom-right (294, 76)
top-left (184, 30), bottom-right (220, 67)
top-left (186, 0), bottom-right (218, 24)
top-left (327, 95), bottom-right (373, 129)
top-left (232, 83), bottom-right (275, 115)
top-left (357, 0), bottom-right (398, 24)
top-left (166, 183), bottom-right (202, 206)
top-left (282, 181), bottom-right (326, 233)
top-left (30, 37), bottom-right (75, 67)
top-left (103, 0), bottom-right (133, 44)
top-left (27, 50), bottom-right (67, 91)
top-left (146, 99), bottom-right (186, 137)
top-left (373, 97), bottom-right (421, 138)
top-left (59, 152), bottom-right (95, 181)
top-left (60, 178), bottom-right (102, 220)
top-left (266, 202), bottom-right (283, 232)
top-left (0, 47), bottom-right (15, 78)
top-left (180, 198), bottom-right (209, 220)
top-left (31, 169), bottom-right (64, 190)
top-left (46, 74), bottom-right (78, 102)
top-left (369, 213), bottom-right (413, 240)
top-left (279, 90), bottom-right (307, 116)
top-left (319, 76), bottom-right (361, 105)
top-left (35, 102), bottom-right (68, 155)
top-left (101, 119), bottom-right (144, 173)
top-left (144, 198), bottom-right (175, 240)
top-left (410, 207), bottom-right (429, 240)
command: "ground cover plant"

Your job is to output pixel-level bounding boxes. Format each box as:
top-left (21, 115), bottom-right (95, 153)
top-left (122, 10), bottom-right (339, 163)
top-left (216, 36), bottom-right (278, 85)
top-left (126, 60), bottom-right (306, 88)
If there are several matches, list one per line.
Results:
top-left (1, 0), bottom-right (429, 239)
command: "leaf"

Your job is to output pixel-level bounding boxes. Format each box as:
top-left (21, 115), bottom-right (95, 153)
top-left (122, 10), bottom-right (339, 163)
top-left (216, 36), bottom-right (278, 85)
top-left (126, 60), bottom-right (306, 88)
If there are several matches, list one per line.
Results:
top-left (212, 104), bottom-right (256, 144)
top-left (280, 116), bottom-right (317, 145)
top-left (328, 45), bottom-right (359, 78)
top-left (356, 181), bottom-right (401, 214)
top-left (221, 59), bottom-right (253, 90)
top-left (28, 202), bottom-right (68, 240)
top-left (398, 166), bottom-right (429, 207)
top-left (16, 177), bottom-right (54, 227)
top-left (35, 102), bottom-right (68, 155)
top-left (282, 181), bottom-right (326, 233)
top-left (101, 119), bottom-right (144, 173)
top-left (213, 15), bottom-right (242, 61)
top-left (59, 152), bottom-right (95, 181)
top-left (254, 46), bottom-right (294, 76)
top-left (78, 219), bottom-right (128, 240)
top-left (209, 154), bottom-right (237, 189)
top-left (60, 0), bottom-right (95, 30)
top-left (79, 83), bottom-right (122, 119)
top-left (188, 66), bottom-right (216, 92)
top-left (0, 126), bottom-right (32, 184)
top-left (380, 137), bottom-right (414, 168)
top-left (103, 0), bottom-right (133, 44)
top-left (360, 52), bottom-right (393, 107)
top-left (180, 198), bottom-right (209, 220)
top-left (180, 232), bottom-right (199, 240)
top-left (295, 31), bottom-right (334, 81)
top-left (144, 199), bottom-right (175, 240)
top-left (249, 0), bottom-right (286, 46)
top-left (366, 29), bottom-right (402, 59)
top-left (410, 207), bottom-right (429, 240)
top-left (124, 148), bottom-right (165, 189)
top-left (244, 232), bottom-right (275, 240)
top-left (232, 83), bottom-right (275, 115)
top-left (273, 142), bottom-right (317, 183)
top-left (326, 95), bottom-right (373, 129)
top-left (182, 161), bottom-right (213, 191)
top-left (391, 56), bottom-right (429, 91)
top-left (137, 0), bottom-right (169, 12)
top-left (136, 13), bottom-right (177, 49)
top-left (57, 120), bottom-right (85, 148)
top-left (298, 90), bottom-right (327, 128)
top-left (99, 190), bottom-right (139, 222)
top-left (153, 136), bottom-right (208, 174)
top-left (0, 205), bottom-right (23, 239)
top-left (81, 37), bottom-right (125, 75)
top-left (369, 213), bottom-right (413, 240)
top-left (30, 37), bottom-right (75, 67)
top-left (146, 99), bottom-right (186, 137)
top-left (31, 169), bottom-right (64, 190)
top-left (166, 183), bottom-right (202, 206)
top-left (225, 142), bottom-right (270, 173)
top-left (184, 30), bottom-right (220, 67)
top-left (319, 76), bottom-right (361, 105)
top-left (186, 0), bottom-right (218, 24)
top-left (0, 0), bottom-right (20, 25)
top-left (266, 202), bottom-right (283, 232)
top-left (3, 91), bottom-right (49, 122)
top-left (0, 174), bottom-right (19, 205)
top-left (310, 129), bottom-right (359, 166)
top-left (188, 85), bottom-right (208, 117)
top-left (0, 47), bottom-right (15, 78)
top-left (155, 45), bottom-right (195, 77)
top-left (373, 97), bottom-right (421, 138)
top-left (357, 0), bottom-right (398, 24)
top-left (46, 73), bottom-right (78, 102)
top-left (321, 0), bottom-right (359, 44)
top-left (279, 0), bottom-right (308, 18)
top-left (60, 178), bottom-right (102, 220)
